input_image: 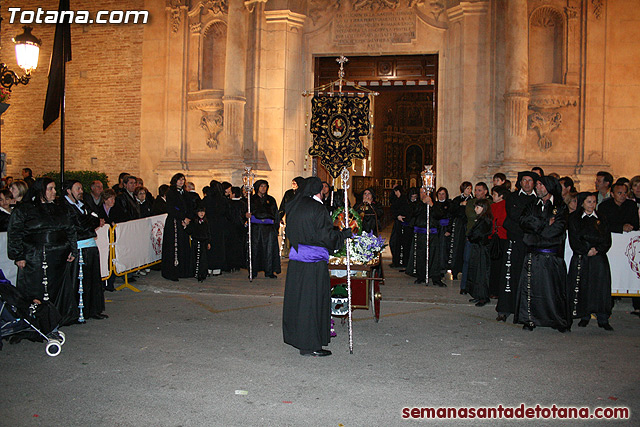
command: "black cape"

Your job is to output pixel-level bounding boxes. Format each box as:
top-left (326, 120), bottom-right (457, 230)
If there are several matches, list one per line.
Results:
top-left (389, 194), bottom-right (413, 268)
top-left (466, 216), bottom-right (492, 302)
top-left (62, 198), bottom-right (105, 318)
top-left (496, 190), bottom-right (536, 315)
top-left (567, 212), bottom-right (612, 318)
top-left (282, 194), bottom-right (349, 351)
top-left (7, 200), bottom-right (79, 325)
top-left (514, 198), bottom-right (571, 329)
top-left (249, 193), bottom-right (281, 277)
top-left (161, 187), bottom-right (193, 280)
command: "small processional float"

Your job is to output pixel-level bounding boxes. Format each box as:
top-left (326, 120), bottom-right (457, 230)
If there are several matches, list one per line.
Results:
top-left (303, 56), bottom-right (384, 354)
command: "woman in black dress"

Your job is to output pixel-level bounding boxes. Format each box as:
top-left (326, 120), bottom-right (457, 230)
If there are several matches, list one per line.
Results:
top-left (567, 192), bottom-right (613, 330)
top-left (466, 198), bottom-right (493, 307)
top-left (448, 181), bottom-right (473, 278)
top-left (354, 188), bottom-right (383, 235)
top-left (161, 173), bottom-right (193, 281)
top-left (7, 177), bottom-right (79, 325)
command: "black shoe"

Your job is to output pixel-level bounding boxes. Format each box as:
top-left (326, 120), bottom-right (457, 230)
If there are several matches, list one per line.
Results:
top-left (475, 300), bottom-right (487, 307)
top-left (578, 319), bottom-right (589, 327)
top-left (557, 326), bottom-right (570, 333)
top-left (598, 323), bottom-right (614, 331)
top-left (300, 349), bottom-right (332, 357)
top-left (523, 322), bottom-right (535, 331)
top-left (460, 289), bottom-right (468, 295)
top-left (433, 279), bottom-right (446, 287)
top-left (414, 279), bottom-right (425, 284)
top-left (469, 298), bottom-right (478, 303)
top-left (266, 274), bottom-right (277, 279)
top-left (496, 314), bottom-right (507, 322)
top-left (89, 314), bottom-right (107, 320)
top-left (399, 269), bottom-right (406, 273)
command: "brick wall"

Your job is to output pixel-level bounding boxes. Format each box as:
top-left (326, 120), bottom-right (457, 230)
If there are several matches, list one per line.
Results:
top-left (0, 0), bottom-right (145, 186)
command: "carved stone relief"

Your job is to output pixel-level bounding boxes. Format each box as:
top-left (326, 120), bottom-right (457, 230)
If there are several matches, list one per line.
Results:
top-left (353, 0), bottom-right (400, 11)
top-left (528, 111), bottom-right (562, 152)
top-left (592, 0), bottom-right (603, 20)
top-left (167, 0), bottom-right (188, 33)
top-left (530, 6), bottom-right (564, 28)
top-left (307, 0), bottom-right (447, 29)
top-left (203, 0), bottom-right (229, 15)
top-left (200, 109), bottom-right (224, 149)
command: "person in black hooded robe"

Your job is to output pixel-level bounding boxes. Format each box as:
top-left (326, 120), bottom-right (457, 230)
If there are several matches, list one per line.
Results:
top-left (389, 185), bottom-right (412, 269)
top-left (405, 187), bottom-right (447, 286)
top-left (161, 173), bottom-right (193, 281)
top-left (7, 177), bottom-right (79, 325)
top-left (567, 192), bottom-right (613, 330)
top-left (282, 177), bottom-right (352, 356)
top-left (278, 176), bottom-right (305, 257)
top-left (227, 186), bottom-right (248, 271)
top-left (515, 175), bottom-right (571, 332)
top-left (248, 179), bottom-right (281, 278)
top-left (204, 180), bottom-right (232, 275)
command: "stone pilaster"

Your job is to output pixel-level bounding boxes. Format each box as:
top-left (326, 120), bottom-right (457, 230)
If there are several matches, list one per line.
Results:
top-left (503, 0), bottom-right (529, 170)
top-left (222, 0), bottom-right (248, 161)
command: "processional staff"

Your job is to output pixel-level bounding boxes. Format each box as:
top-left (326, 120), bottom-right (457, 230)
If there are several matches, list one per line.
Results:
top-left (243, 167), bottom-right (256, 282)
top-left (421, 165), bottom-right (436, 285)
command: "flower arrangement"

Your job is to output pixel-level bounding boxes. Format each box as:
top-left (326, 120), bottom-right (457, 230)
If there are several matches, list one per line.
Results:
top-left (347, 231), bottom-right (387, 264)
top-left (0, 88), bottom-right (10, 104)
top-left (331, 230), bottom-right (387, 265)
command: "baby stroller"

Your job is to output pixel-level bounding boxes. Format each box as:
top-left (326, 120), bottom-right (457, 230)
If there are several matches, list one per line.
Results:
top-left (0, 270), bottom-right (66, 357)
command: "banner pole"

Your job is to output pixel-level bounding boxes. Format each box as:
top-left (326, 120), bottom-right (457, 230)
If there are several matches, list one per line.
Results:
top-left (341, 167), bottom-right (354, 355)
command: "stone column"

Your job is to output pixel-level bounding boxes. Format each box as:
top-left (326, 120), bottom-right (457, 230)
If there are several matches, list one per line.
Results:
top-left (222, 0), bottom-right (248, 160)
top-left (503, 0), bottom-right (529, 168)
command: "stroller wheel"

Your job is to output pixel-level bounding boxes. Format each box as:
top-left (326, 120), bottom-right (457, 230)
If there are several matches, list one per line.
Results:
top-left (56, 331), bottom-right (66, 345)
top-left (46, 340), bottom-right (62, 357)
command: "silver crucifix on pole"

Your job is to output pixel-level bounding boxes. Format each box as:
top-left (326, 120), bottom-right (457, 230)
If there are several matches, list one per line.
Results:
top-left (421, 165), bottom-right (435, 285)
top-left (243, 166), bottom-right (256, 282)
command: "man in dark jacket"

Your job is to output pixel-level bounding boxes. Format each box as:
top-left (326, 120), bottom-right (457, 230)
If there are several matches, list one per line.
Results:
top-left (111, 175), bottom-right (140, 223)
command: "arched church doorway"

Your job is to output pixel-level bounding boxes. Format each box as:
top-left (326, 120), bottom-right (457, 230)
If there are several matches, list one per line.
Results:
top-left (313, 54), bottom-right (438, 210)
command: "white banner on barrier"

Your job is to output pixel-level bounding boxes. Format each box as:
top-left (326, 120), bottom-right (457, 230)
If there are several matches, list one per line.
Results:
top-left (0, 232), bottom-right (17, 286)
top-left (565, 230), bottom-right (640, 296)
top-left (96, 224), bottom-right (110, 278)
top-left (113, 214), bottom-right (167, 274)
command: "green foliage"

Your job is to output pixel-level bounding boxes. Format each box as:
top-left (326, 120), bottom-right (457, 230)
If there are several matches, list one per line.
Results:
top-left (41, 170), bottom-right (109, 194)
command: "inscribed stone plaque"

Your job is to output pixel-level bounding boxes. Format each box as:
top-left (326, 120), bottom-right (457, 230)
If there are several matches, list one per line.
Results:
top-left (333, 9), bottom-right (416, 48)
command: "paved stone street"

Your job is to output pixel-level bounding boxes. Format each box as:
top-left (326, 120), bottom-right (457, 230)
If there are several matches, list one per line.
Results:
top-left (1, 252), bottom-right (639, 426)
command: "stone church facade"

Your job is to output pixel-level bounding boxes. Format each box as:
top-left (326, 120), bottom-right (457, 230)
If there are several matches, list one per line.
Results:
top-left (1, 0), bottom-right (638, 199)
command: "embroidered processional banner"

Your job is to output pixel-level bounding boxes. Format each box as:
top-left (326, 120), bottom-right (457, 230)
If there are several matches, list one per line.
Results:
top-left (309, 95), bottom-right (370, 178)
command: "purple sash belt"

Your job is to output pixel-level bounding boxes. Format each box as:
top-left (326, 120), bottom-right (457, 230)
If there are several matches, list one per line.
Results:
top-left (439, 219), bottom-right (450, 226)
top-left (532, 248), bottom-right (558, 254)
top-left (289, 244), bottom-right (330, 263)
top-left (250, 217), bottom-right (275, 225)
top-left (401, 221), bottom-right (411, 227)
top-left (414, 226), bottom-right (428, 234)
